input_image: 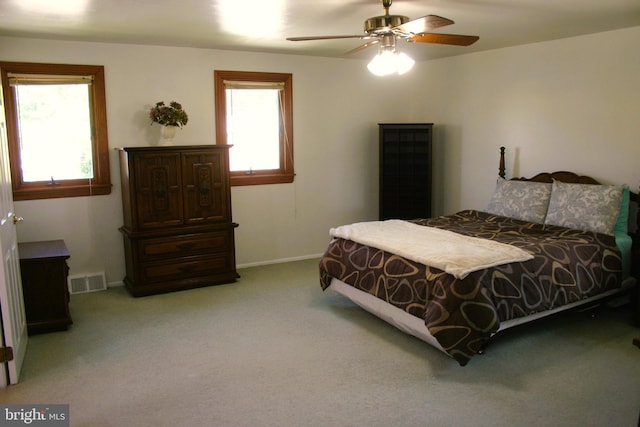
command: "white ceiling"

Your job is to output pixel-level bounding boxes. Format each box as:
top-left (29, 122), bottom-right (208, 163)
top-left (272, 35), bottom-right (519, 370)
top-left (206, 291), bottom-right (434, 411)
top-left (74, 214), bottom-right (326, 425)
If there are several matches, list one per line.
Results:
top-left (1, 0), bottom-right (640, 61)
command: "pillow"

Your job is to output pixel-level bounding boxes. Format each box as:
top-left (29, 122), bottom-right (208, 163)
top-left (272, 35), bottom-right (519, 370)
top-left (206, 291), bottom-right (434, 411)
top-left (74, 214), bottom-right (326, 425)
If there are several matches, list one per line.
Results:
top-left (485, 179), bottom-right (552, 223)
top-left (544, 181), bottom-right (624, 235)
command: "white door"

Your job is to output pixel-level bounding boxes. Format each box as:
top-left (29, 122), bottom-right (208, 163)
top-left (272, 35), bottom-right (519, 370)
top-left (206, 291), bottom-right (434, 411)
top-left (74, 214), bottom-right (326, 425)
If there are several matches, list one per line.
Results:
top-left (0, 78), bottom-right (27, 386)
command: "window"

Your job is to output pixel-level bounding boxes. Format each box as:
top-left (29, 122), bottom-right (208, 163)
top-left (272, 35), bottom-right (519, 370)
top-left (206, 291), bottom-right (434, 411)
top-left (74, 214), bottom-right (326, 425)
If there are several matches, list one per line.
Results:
top-left (214, 70), bottom-right (294, 186)
top-left (0, 62), bottom-right (111, 200)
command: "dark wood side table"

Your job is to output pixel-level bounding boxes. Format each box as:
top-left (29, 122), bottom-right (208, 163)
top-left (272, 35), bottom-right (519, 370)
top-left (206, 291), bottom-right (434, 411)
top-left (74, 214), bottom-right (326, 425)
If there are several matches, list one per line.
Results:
top-left (19, 240), bottom-right (72, 335)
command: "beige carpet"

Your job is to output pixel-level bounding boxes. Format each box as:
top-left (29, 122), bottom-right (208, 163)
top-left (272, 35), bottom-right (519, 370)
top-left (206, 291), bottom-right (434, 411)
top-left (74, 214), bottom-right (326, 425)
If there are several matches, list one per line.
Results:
top-left (2, 258), bottom-right (639, 427)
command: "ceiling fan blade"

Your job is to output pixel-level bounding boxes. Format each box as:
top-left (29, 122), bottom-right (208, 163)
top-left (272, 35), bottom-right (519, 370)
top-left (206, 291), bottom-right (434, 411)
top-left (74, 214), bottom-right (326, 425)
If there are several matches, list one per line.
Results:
top-left (394, 15), bottom-right (454, 34)
top-left (287, 35), bottom-right (368, 41)
top-left (409, 33), bottom-right (479, 46)
top-left (344, 40), bottom-right (380, 56)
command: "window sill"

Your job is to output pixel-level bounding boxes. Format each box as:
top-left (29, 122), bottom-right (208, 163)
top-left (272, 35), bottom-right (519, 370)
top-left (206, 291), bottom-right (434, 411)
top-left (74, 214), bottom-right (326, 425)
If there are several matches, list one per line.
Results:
top-left (13, 182), bottom-right (112, 201)
top-left (230, 173), bottom-right (295, 187)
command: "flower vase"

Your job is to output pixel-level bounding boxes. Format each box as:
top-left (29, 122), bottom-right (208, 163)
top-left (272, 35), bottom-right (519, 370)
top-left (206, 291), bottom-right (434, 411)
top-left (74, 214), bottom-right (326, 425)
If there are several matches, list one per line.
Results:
top-left (159, 125), bottom-right (177, 145)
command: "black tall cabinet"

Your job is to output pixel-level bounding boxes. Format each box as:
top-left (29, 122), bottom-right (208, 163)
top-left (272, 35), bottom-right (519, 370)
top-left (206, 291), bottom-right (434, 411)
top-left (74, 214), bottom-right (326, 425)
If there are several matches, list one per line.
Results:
top-left (379, 123), bottom-right (433, 220)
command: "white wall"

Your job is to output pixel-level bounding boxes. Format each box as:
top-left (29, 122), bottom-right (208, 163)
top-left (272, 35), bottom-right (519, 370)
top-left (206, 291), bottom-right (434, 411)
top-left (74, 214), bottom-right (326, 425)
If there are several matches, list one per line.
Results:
top-left (416, 26), bottom-right (640, 213)
top-left (0, 37), bottom-right (427, 284)
top-left (1, 25), bottom-right (639, 286)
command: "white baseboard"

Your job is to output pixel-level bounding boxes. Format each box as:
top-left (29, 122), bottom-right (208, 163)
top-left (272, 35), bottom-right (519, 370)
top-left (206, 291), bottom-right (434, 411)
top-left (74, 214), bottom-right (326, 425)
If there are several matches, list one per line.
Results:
top-left (107, 281), bottom-right (124, 288)
top-left (236, 253), bottom-right (323, 269)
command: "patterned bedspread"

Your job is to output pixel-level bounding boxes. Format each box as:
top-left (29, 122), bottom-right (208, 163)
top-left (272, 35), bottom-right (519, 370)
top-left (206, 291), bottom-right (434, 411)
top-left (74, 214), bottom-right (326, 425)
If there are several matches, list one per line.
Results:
top-left (319, 210), bottom-right (622, 365)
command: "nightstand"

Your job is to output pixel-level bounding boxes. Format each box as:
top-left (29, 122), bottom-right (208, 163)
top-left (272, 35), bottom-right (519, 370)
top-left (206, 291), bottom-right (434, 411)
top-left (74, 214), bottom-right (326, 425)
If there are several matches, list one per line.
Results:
top-left (19, 240), bottom-right (72, 335)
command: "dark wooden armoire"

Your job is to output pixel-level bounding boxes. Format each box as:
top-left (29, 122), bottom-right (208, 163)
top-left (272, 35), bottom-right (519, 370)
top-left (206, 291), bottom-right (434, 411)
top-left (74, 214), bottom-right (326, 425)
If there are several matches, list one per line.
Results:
top-left (118, 145), bottom-right (238, 296)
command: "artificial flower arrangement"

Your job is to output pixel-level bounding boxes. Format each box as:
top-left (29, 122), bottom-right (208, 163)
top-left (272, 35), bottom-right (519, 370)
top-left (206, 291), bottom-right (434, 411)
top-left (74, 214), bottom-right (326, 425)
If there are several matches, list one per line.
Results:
top-left (149, 101), bottom-right (189, 127)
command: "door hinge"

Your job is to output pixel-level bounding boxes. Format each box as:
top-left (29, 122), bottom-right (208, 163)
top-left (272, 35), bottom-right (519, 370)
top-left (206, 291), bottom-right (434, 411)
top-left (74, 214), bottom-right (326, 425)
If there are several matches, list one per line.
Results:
top-left (0, 347), bottom-right (14, 363)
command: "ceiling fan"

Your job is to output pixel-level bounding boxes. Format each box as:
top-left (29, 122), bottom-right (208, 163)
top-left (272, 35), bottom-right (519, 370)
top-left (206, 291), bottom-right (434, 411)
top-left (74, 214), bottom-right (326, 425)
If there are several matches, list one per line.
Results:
top-left (286, 0), bottom-right (480, 57)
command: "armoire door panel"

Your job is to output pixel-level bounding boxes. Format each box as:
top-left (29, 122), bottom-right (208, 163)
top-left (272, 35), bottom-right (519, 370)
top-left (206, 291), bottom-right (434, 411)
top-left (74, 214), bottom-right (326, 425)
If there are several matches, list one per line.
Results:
top-left (182, 151), bottom-right (230, 224)
top-left (133, 152), bottom-right (183, 228)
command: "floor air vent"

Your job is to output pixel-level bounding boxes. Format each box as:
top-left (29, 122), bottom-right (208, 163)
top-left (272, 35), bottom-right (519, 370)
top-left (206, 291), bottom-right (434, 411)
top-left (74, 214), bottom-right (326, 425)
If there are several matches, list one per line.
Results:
top-left (68, 272), bottom-right (107, 294)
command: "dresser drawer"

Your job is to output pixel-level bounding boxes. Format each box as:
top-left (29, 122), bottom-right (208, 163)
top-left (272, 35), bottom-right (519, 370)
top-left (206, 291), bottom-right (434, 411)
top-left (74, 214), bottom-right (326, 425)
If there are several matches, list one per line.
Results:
top-left (141, 253), bottom-right (233, 283)
top-left (139, 231), bottom-right (231, 261)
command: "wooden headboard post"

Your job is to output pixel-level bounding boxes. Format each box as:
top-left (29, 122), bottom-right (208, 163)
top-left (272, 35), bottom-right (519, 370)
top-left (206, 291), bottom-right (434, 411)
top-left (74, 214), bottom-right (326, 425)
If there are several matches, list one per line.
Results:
top-left (498, 147), bottom-right (506, 179)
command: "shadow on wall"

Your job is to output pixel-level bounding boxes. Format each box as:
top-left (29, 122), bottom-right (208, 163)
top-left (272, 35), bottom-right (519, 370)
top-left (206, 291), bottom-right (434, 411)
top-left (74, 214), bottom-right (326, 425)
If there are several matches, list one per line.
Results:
top-left (433, 124), bottom-right (462, 216)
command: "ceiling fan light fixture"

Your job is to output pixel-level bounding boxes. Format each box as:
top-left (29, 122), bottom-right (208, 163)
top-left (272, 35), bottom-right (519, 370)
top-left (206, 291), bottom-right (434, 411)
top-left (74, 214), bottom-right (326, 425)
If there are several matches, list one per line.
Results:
top-left (394, 52), bottom-right (415, 75)
top-left (286, 0), bottom-right (478, 74)
top-left (367, 48), bottom-right (415, 76)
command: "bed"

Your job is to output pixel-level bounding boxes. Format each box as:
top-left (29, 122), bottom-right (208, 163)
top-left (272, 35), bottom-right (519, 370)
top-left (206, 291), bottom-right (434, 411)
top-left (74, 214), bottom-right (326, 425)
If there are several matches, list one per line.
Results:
top-left (319, 147), bottom-right (639, 366)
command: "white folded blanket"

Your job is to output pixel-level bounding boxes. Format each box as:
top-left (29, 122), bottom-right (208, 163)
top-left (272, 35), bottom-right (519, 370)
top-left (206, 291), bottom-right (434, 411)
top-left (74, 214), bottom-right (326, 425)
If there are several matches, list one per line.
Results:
top-left (330, 220), bottom-right (533, 279)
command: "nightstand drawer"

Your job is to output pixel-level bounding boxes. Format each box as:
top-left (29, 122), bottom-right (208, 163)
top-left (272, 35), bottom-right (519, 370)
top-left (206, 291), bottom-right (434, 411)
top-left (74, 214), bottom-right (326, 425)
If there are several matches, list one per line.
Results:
top-left (140, 231), bottom-right (231, 261)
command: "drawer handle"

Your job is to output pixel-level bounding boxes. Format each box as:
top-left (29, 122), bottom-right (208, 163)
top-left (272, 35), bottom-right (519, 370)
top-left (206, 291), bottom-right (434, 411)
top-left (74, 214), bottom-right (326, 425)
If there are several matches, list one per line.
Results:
top-left (176, 243), bottom-right (196, 251)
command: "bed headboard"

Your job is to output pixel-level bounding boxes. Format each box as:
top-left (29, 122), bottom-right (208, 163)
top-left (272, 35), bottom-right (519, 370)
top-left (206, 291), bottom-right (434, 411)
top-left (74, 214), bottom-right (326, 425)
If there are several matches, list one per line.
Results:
top-left (499, 147), bottom-right (603, 185)
top-left (498, 146), bottom-right (640, 282)
top-left (497, 145), bottom-right (638, 200)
